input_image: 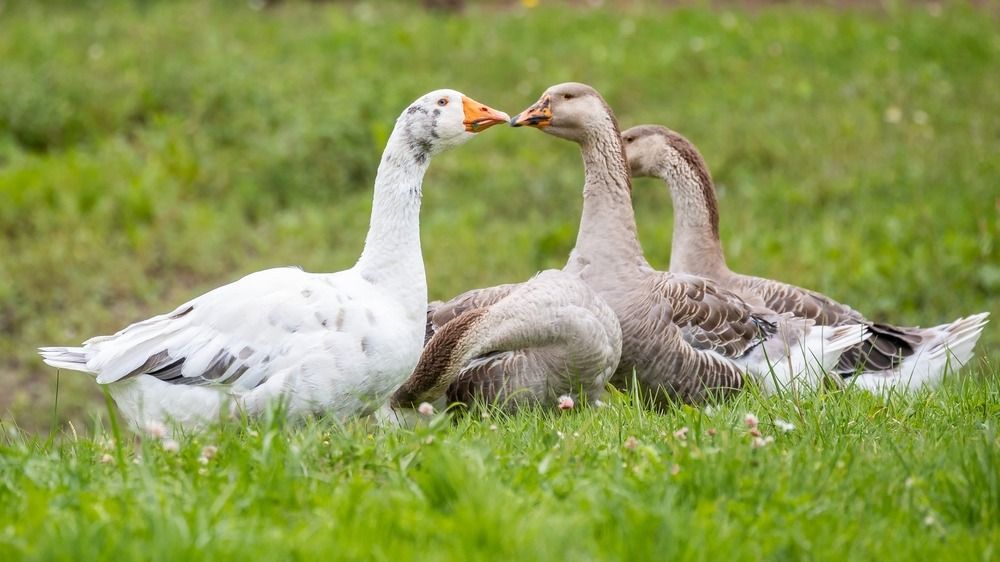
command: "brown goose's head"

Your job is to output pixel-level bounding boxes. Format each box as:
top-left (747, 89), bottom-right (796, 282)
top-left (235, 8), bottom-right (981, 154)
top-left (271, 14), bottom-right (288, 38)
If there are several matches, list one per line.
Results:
top-left (621, 124), bottom-right (713, 186)
top-left (510, 82), bottom-right (617, 142)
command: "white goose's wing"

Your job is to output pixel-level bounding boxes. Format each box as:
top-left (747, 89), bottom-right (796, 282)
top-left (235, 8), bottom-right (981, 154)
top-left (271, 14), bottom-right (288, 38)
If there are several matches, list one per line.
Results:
top-left (57, 267), bottom-right (377, 392)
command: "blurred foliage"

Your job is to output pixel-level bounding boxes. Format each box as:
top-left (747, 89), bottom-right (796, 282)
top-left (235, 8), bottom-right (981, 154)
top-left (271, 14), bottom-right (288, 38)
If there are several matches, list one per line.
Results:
top-left (0, 0), bottom-right (997, 429)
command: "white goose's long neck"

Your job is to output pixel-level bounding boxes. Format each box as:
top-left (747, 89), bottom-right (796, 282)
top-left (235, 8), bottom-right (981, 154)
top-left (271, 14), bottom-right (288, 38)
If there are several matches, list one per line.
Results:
top-left (656, 161), bottom-right (728, 278)
top-left (355, 129), bottom-right (431, 315)
top-left (570, 120), bottom-right (647, 273)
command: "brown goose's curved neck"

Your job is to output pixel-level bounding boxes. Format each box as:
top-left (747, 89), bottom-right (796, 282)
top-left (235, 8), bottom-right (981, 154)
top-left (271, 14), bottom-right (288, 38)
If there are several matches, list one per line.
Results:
top-left (573, 114), bottom-right (646, 270)
top-left (654, 143), bottom-right (728, 278)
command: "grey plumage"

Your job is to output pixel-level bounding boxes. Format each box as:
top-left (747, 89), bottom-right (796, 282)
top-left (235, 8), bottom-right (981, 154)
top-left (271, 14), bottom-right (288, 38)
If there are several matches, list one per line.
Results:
top-left (397, 270), bottom-right (622, 411)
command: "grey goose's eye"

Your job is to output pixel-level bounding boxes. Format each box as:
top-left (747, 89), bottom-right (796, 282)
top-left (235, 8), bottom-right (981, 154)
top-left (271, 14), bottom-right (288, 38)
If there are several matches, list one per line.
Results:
top-left (624, 136), bottom-right (634, 144)
top-left (563, 93), bottom-right (574, 100)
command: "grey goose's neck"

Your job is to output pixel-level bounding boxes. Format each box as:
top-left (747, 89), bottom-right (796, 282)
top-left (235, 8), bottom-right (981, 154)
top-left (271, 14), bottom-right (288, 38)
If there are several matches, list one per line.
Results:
top-left (572, 122), bottom-right (647, 271)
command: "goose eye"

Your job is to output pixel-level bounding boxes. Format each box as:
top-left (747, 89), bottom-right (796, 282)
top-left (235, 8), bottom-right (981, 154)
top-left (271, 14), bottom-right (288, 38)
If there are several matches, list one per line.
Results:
top-left (624, 137), bottom-right (633, 144)
top-left (437, 98), bottom-right (449, 106)
top-left (563, 94), bottom-right (574, 100)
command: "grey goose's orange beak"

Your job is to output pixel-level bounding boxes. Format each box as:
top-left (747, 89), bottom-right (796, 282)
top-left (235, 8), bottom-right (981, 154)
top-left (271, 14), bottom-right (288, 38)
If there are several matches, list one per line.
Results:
top-left (462, 95), bottom-right (509, 133)
top-left (510, 95), bottom-right (552, 128)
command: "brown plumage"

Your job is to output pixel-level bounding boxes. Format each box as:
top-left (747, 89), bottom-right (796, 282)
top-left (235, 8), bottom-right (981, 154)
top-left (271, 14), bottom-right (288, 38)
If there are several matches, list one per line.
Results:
top-left (622, 123), bottom-right (989, 389)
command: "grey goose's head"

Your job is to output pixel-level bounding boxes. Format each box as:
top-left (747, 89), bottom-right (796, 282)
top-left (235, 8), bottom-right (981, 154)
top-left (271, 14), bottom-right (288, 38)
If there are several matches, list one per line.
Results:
top-left (510, 82), bottom-right (620, 143)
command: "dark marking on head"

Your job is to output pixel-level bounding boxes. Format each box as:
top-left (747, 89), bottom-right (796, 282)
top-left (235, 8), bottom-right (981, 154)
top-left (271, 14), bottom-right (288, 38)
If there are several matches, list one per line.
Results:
top-left (413, 138), bottom-right (432, 164)
top-left (335, 309), bottom-right (346, 330)
top-left (361, 270), bottom-right (377, 284)
top-left (432, 108), bottom-right (441, 116)
top-left (301, 288), bottom-right (312, 298)
top-left (407, 105), bottom-right (428, 115)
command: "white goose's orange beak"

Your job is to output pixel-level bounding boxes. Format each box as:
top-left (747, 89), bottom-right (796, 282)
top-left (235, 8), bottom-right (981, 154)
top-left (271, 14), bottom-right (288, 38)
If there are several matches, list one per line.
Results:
top-left (462, 95), bottom-right (510, 133)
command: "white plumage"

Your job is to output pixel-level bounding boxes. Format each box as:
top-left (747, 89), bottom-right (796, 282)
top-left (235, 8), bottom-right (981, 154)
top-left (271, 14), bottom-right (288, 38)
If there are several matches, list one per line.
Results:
top-left (39, 89), bottom-right (509, 432)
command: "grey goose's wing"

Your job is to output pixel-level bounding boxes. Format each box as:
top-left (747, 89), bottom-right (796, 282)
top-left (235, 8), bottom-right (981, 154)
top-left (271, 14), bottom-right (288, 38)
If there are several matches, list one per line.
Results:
top-left (609, 272), bottom-right (770, 404)
top-left (426, 283), bottom-right (523, 342)
top-left (653, 273), bottom-right (773, 359)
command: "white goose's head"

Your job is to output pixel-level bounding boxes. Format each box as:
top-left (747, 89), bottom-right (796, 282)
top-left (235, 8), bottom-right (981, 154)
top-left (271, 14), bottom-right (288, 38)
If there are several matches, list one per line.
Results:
top-left (621, 124), bottom-right (713, 186)
top-left (509, 82), bottom-right (617, 142)
top-left (396, 89), bottom-right (509, 162)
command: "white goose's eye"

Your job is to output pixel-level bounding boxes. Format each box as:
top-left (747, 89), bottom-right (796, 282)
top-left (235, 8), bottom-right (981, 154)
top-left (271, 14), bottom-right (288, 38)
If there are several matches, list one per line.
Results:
top-left (624, 136), bottom-right (634, 144)
top-left (563, 93), bottom-right (575, 100)
top-left (437, 98), bottom-right (449, 106)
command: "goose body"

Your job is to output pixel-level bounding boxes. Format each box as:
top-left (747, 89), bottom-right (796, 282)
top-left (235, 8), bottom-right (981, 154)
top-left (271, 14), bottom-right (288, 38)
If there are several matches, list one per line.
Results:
top-left (621, 124), bottom-right (989, 392)
top-left (498, 83), bottom-right (869, 404)
top-left (397, 270), bottom-right (621, 412)
top-left (39, 90), bottom-right (509, 432)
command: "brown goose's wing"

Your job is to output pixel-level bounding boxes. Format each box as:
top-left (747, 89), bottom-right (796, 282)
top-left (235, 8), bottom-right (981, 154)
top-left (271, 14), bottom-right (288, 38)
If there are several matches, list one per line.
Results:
top-left (729, 274), bottom-right (920, 373)
top-left (730, 274), bottom-right (867, 326)
top-left (426, 283), bottom-right (522, 342)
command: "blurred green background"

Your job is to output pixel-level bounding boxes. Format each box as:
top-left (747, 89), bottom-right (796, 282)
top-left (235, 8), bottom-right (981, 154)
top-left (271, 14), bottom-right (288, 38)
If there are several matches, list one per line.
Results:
top-left (1, 0), bottom-right (997, 430)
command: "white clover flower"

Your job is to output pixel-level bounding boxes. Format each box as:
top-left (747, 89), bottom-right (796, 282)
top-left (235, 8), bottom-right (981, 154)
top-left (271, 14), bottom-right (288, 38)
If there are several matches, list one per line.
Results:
top-left (417, 402), bottom-right (435, 416)
top-left (774, 419), bottom-right (796, 433)
top-left (673, 427), bottom-right (689, 440)
top-left (624, 436), bottom-right (638, 450)
top-left (744, 413), bottom-right (759, 429)
top-left (557, 395), bottom-right (575, 410)
top-left (144, 421), bottom-right (167, 439)
top-left (162, 439), bottom-right (180, 453)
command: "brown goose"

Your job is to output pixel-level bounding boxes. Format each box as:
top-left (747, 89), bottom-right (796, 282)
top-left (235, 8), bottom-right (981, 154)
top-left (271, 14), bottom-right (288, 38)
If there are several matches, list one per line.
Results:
top-left (621, 124), bottom-right (989, 392)
top-left (393, 270), bottom-right (621, 414)
top-left (483, 83), bottom-right (867, 403)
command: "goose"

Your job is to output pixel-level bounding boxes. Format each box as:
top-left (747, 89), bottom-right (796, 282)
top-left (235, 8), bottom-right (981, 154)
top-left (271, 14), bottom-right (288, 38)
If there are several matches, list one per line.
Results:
top-left (38, 90), bottom-right (510, 433)
top-left (391, 269), bottom-right (621, 414)
top-left (620, 124), bottom-right (990, 392)
top-left (500, 82), bottom-right (872, 403)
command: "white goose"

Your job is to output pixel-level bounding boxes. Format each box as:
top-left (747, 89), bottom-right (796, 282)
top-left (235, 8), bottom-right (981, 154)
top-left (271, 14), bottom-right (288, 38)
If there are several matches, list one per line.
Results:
top-left (39, 90), bottom-right (509, 432)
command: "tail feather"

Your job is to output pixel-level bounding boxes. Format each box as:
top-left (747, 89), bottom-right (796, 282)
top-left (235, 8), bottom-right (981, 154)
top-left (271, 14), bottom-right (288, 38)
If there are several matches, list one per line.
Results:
top-left (850, 312), bottom-right (989, 393)
top-left (38, 346), bottom-right (95, 374)
top-left (923, 312), bottom-right (989, 363)
top-left (747, 319), bottom-right (870, 394)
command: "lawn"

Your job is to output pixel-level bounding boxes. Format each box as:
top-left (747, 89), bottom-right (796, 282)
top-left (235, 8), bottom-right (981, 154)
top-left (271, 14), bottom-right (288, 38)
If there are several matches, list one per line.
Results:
top-left (0, 1), bottom-right (997, 559)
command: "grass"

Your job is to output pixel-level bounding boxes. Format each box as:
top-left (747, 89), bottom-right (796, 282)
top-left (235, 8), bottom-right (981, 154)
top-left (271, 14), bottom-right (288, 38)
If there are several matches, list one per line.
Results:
top-left (1, 377), bottom-right (998, 560)
top-left (0, 1), bottom-right (997, 559)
